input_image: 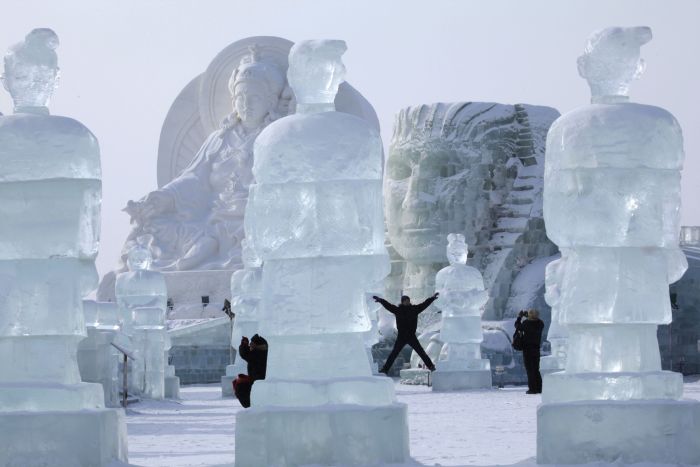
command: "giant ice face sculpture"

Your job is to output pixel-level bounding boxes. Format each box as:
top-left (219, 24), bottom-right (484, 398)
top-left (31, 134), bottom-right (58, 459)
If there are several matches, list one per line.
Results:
top-left (1, 29), bottom-right (60, 112)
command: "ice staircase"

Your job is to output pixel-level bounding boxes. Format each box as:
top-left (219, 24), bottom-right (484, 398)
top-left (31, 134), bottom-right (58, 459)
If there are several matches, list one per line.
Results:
top-left (483, 104), bottom-right (547, 319)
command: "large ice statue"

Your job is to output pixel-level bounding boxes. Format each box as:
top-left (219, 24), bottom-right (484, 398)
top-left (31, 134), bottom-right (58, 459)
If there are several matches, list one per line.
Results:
top-left (0, 29), bottom-right (127, 465)
top-left (432, 234), bottom-right (491, 391)
top-left (235, 40), bottom-right (410, 466)
top-left (115, 241), bottom-right (169, 399)
top-left (537, 27), bottom-right (700, 464)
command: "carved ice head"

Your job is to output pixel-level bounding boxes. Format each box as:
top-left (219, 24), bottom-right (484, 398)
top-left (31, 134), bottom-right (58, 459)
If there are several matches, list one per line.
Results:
top-left (127, 238), bottom-right (154, 271)
top-left (446, 234), bottom-right (468, 265)
top-left (287, 40), bottom-right (347, 107)
top-left (577, 26), bottom-right (652, 103)
top-left (228, 48), bottom-right (285, 127)
top-left (2, 28), bottom-right (60, 112)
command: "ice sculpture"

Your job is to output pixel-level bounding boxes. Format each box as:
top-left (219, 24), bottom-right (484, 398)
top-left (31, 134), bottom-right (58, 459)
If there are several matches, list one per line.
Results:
top-left (0, 29), bottom-right (127, 465)
top-left (431, 234), bottom-right (491, 391)
top-left (235, 40), bottom-right (410, 466)
top-left (539, 254), bottom-right (568, 372)
top-left (222, 240), bottom-right (262, 397)
top-left (115, 241), bottom-right (169, 399)
top-left (78, 300), bottom-right (122, 407)
top-left (537, 27), bottom-right (700, 464)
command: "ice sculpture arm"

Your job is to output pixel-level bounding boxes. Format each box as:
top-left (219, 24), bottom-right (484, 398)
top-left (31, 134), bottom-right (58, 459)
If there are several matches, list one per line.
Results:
top-left (415, 293), bottom-right (439, 314)
top-left (373, 296), bottom-right (398, 314)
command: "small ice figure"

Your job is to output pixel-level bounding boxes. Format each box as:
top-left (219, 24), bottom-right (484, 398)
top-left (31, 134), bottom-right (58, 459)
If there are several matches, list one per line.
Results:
top-left (539, 254), bottom-right (568, 371)
top-left (538, 27), bottom-right (700, 465)
top-left (431, 234), bottom-right (491, 391)
top-left (115, 238), bottom-right (168, 399)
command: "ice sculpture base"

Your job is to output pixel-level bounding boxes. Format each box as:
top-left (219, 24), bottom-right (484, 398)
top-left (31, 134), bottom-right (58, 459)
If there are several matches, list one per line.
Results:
top-left (164, 375), bottom-right (180, 399)
top-left (399, 368), bottom-right (431, 385)
top-left (542, 370), bottom-right (683, 403)
top-left (235, 403), bottom-right (409, 466)
top-left (431, 369), bottom-right (492, 392)
top-left (251, 376), bottom-right (396, 407)
top-left (537, 399), bottom-right (700, 464)
top-left (0, 407), bottom-right (128, 467)
top-left (0, 382), bottom-right (105, 411)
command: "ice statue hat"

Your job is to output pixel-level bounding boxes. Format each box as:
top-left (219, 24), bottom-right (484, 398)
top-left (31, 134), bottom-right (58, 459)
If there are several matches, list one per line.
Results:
top-left (577, 26), bottom-right (652, 103)
top-left (2, 28), bottom-right (60, 113)
top-left (288, 40), bottom-right (347, 110)
top-left (446, 233), bottom-right (468, 265)
top-left (228, 46), bottom-right (285, 97)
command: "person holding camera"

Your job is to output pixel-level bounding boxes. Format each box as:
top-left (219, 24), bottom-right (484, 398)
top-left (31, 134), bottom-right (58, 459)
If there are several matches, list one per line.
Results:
top-left (233, 334), bottom-right (268, 408)
top-left (515, 309), bottom-right (544, 394)
top-left (373, 293), bottom-right (439, 374)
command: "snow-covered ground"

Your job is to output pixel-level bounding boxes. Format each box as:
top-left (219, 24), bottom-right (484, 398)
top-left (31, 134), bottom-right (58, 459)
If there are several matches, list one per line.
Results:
top-left (126, 378), bottom-right (700, 467)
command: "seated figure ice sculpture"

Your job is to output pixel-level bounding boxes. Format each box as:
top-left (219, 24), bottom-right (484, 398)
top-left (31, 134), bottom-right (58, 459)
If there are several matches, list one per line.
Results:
top-left (537, 26), bottom-right (700, 465)
top-left (115, 242), bottom-right (168, 399)
top-left (0, 29), bottom-right (127, 465)
top-left (539, 254), bottom-right (568, 372)
top-left (235, 40), bottom-right (410, 466)
top-left (431, 234), bottom-right (491, 391)
top-left (222, 240), bottom-right (262, 397)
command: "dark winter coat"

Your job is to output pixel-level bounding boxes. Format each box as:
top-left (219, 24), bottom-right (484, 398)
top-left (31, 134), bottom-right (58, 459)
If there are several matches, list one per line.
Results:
top-left (515, 316), bottom-right (544, 350)
top-left (238, 340), bottom-right (268, 381)
top-left (376, 296), bottom-right (438, 336)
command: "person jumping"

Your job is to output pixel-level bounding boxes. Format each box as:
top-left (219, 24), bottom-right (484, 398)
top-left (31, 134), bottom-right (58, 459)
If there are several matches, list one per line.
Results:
top-left (373, 293), bottom-right (439, 374)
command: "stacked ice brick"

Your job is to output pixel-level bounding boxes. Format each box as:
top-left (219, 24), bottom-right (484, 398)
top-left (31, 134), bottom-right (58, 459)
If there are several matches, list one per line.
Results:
top-left (432, 234), bottom-right (491, 391)
top-left (0, 29), bottom-right (127, 465)
top-left (539, 255), bottom-right (568, 372)
top-left (115, 243), bottom-right (169, 399)
top-left (235, 40), bottom-right (410, 466)
top-left (537, 26), bottom-right (700, 464)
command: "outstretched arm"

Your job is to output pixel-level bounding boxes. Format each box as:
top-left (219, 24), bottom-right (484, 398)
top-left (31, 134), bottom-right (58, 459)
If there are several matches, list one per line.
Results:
top-left (373, 296), bottom-right (398, 314)
top-left (416, 293), bottom-right (439, 314)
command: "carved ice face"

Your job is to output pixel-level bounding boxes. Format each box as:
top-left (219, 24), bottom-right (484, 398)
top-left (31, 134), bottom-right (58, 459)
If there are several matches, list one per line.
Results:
top-left (2, 63), bottom-right (58, 109)
top-left (446, 234), bottom-right (468, 265)
top-left (233, 81), bottom-right (276, 128)
top-left (127, 246), bottom-right (152, 271)
top-left (385, 146), bottom-right (484, 264)
top-left (577, 26), bottom-right (652, 101)
top-left (287, 40), bottom-right (347, 105)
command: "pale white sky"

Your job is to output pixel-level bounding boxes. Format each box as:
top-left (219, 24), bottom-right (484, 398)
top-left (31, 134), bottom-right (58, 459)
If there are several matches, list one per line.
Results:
top-left (1, 0), bottom-right (698, 281)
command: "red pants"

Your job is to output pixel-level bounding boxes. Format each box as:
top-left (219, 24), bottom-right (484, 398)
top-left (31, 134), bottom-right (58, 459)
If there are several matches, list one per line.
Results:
top-left (233, 374), bottom-right (253, 408)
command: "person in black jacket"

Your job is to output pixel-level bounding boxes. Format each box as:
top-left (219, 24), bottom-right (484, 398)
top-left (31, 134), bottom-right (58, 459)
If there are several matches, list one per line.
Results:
top-left (374, 293), bottom-right (439, 374)
top-left (233, 334), bottom-right (268, 407)
top-left (515, 309), bottom-right (544, 394)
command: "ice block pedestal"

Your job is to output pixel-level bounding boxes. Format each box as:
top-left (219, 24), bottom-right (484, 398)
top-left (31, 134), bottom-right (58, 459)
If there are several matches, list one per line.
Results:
top-left (537, 26), bottom-right (700, 465)
top-left (234, 40), bottom-right (410, 466)
top-left (431, 234), bottom-right (491, 391)
top-left (0, 29), bottom-right (127, 466)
